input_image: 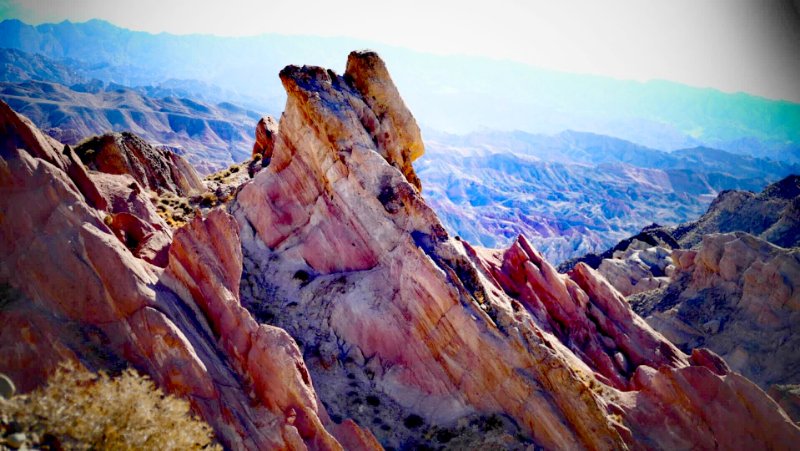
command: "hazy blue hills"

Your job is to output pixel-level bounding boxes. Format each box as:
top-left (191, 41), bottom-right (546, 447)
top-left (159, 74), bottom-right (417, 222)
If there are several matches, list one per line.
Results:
top-left (1, 18), bottom-right (798, 159)
top-left (1, 19), bottom-right (797, 261)
top-left (0, 47), bottom-right (85, 85)
top-left (417, 131), bottom-right (799, 262)
top-left (430, 130), bottom-right (798, 191)
top-left (0, 76), bottom-right (259, 172)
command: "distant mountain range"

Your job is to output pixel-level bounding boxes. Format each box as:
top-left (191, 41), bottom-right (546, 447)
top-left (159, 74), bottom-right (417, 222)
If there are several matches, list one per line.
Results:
top-left (417, 132), bottom-right (799, 262)
top-left (1, 20), bottom-right (798, 262)
top-left (1, 18), bottom-right (799, 159)
top-left (0, 48), bottom-right (259, 172)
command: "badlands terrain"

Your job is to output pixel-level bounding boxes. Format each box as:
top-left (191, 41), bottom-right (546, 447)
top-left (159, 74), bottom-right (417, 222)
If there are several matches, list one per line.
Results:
top-left (1, 49), bottom-right (799, 450)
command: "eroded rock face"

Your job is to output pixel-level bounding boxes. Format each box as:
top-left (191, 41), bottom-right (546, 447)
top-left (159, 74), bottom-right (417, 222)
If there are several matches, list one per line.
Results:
top-left (597, 244), bottom-right (674, 296)
top-left (0, 101), bottom-right (374, 450)
top-left (75, 132), bottom-right (205, 196)
top-left (673, 176), bottom-right (800, 249)
top-left (0, 100), bottom-right (107, 211)
top-left (344, 51), bottom-right (424, 190)
top-left (563, 174), bottom-right (799, 297)
top-left (469, 236), bottom-right (686, 391)
top-left (631, 232), bottom-right (800, 392)
top-left (252, 115), bottom-right (279, 159)
top-left (233, 51), bottom-right (800, 449)
top-left (164, 210), bottom-right (378, 450)
top-left (3, 52), bottom-right (798, 449)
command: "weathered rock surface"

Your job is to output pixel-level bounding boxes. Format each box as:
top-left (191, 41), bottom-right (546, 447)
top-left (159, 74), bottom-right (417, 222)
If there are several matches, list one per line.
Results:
top-left (672, 175), bottom-right (800, 249)
top-left (165, 210), bottom-right (378, 450)
top-left (770, 385), bottom-right (800, 423)
top-left (3, 51), bottom-right (799, 450)
top-left (631, 232), bottom-right (800, 391)
top-left (344, 53), bottom-right (424, 190)
top-left (75, 131), bottom-right (205, 196)
top-left (233, 51), bottom-right (800, 449)
top-left (468, 237), bottom-right (687, 391)
top-left (0, 99), bottom-right (107, 211)
top-left (562, 176), bottom-right (799, 298)
top-left (597, 244), bottom-right (674, 296)
top-left (559, 175), bottom-right (800, 421)
top-left (558, 223), bottom-right (681, 273)
top-left (252, 115), bottom-right (279, 159)
top-left (0, 101), bottom-right (374, 450)
top-left (0, 99), bottom-right (172, 267)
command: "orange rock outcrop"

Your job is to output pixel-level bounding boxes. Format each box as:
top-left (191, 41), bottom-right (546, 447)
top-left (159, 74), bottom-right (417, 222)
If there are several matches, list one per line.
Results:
top-left (232, 51), bottom-right (800, 449)
top-left (2, 48), bottom-right (798, 451)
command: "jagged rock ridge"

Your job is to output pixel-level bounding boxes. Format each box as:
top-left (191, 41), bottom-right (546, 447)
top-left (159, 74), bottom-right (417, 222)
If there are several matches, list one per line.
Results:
top-left (75, 131), bottom-right (205, 196)
top-left (559, 177), bottom-right (799, 297)
top-left (631, 232), bottom-right (800, 391)
top-left (673, 175), bottom-right (800, 249)
top-left (0, 99), bottom-right (377, 450)
top-left (560, 177), bottom-right (800, 419)
top-left (0, 49), bottom-right (798, 450)
top-left (232, 51), bottom-right (800, 449)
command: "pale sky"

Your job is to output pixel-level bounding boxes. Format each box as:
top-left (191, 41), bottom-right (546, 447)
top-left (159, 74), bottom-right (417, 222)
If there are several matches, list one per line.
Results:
top-left (2, 0), bottom-right (800, 102)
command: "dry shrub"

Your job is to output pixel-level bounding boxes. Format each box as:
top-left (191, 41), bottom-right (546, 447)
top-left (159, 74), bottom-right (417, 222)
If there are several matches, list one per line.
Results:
top-left (199, 192), bottom-right (218, 207)
top-left (0, 362), bottom-right (220, 450)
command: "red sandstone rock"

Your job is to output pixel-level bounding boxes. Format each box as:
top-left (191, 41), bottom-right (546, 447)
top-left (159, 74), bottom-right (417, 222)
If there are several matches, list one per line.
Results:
top-left (252, 115), bottom-right (279, 159)
top-left (232, 51), bottom-right (799, 449)
top-left (345, 51), bottom-right (424, 189)
top-left (75, 131), bottom-right (205, 196)
top-left (635, 232), bottom-right (800, 394)
top-left (0, 100), bottom-right (107, 211)
top-left (2, 51), bottom-right (799, 451)
top-left (164, 209), bottom-right (378, 450)
top-left (0, 102), bottom-right (375, 450)
top-left (625, 365), bottom-right (798, 450)
top-left (470, 236), bottom-right (687, 391)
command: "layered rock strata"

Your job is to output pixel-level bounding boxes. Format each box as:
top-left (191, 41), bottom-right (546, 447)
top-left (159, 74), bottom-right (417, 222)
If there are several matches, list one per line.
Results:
top-left (631, 232), bottom-right (800, 391)
top-left (2, 49), bottom-right (798, 450)
top-left (0, 100), bottom-right (375, 450)
top-left (75, 131), bottom-right (205, 196)
top-left (233, 51), bottom-right (800, 449)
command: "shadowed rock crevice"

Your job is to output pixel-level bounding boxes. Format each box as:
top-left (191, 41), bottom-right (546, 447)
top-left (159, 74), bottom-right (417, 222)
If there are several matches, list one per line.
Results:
top-left (233, 51), bottom-right (800, 449)
top-left (3, 43), bottom-right (800, 449)
top-left (0, 99), bottom-right (380, 450)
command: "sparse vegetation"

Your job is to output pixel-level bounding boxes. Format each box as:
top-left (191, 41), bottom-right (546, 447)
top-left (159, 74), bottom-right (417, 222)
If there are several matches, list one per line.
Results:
top-left (199, 192), bottom-right (218, 208)
top-left (152, 192), bottom-right (196, 228)
top-left (0, 362), bottom-right (220, 450)
top-left (205, 161), bottom-right (248, 184)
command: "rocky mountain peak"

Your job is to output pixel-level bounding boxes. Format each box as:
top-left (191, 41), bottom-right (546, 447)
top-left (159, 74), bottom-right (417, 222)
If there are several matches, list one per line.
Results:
top-left (275, 50), bottom-right (423, 190)
top-left (1, 50), bottom-right (799, 450)
top-left (761, 174), bottom-right (800, 200)
top-left (345, 50), bottom-right (424, 187)
top-left (233, 52), bottom-right (800, 449)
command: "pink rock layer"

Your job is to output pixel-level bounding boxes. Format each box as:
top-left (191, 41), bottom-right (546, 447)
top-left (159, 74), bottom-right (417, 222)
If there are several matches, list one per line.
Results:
top-left (233, 50), bottom-right (799, 449)
top-left (75, 131), bottom-right (205, 196)
top-left (252, 115), bottom-right (279, 159)
top-left (0, 99), bottom-right (376, 450)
